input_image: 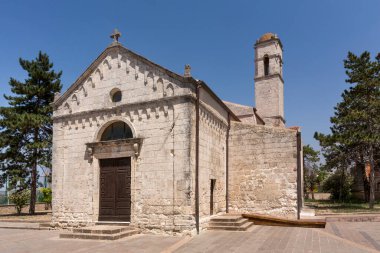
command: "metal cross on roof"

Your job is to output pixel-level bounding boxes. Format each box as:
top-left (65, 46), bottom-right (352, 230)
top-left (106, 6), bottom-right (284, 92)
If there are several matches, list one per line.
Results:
top-left (110, 29), bottom-right (121, 43)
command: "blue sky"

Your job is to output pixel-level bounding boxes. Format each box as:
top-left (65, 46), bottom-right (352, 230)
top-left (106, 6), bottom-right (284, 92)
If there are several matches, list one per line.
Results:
top-left (0, 0), bottom-right (379, 150)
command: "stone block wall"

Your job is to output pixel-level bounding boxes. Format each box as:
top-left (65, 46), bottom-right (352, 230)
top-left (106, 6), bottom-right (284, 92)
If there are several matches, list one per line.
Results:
top-left (134, 99), bottom-right (195, 235)
top-left (0, 203), bottom-right (50, 215)
top-left (52, 46), bottom-right (200, 234)
top-left (255, 41), bottom-right (283, 78)
top-left (198, 103), bottom-right (227, 225)
top-left (52, 98), bottom-right (196, 234)
top-left (228, 122), bottom-right (298, 217)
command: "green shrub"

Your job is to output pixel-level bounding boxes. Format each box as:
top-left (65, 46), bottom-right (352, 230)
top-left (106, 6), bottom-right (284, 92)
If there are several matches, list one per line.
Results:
top-left (9, 190), bottom-right (30, 215)
top-left (40, 188), bottom-right (52, 205)
top-left (322, 171), bottom-right (353, 201)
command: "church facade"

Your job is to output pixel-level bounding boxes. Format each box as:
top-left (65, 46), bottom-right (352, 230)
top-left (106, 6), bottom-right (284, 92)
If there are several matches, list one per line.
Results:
top-left (51, 31), bottom-right (303, 235)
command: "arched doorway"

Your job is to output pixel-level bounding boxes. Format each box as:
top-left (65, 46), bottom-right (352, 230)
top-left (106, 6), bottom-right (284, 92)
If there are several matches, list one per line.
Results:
top-left (98, 121), bottom-right (133, 222)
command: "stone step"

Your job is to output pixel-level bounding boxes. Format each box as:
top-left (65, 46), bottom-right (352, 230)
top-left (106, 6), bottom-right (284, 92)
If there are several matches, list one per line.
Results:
top-left (209, 215), bottom-right (243, 223)
top-left (209, 218), bottom-right (249, 227)
top-left (208, 221), bottom-right (254, 231)
top-left (39, 223), bottom-right (52, 230)
top-left (73, 225), bottom-right (132, 234)
top-left (60, 229), bottom-right (139, 240)
top-left (95, 221), bottom-right (130, 226)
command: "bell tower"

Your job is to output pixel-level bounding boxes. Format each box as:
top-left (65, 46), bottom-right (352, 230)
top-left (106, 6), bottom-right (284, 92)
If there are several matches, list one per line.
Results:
top-left (254, 33), bottom-right (285, 127)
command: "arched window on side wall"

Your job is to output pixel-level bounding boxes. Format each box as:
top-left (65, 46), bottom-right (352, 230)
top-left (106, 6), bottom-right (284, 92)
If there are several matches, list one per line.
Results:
top-left (264, 55), bottom-right (269, 76)
top-left (101, 121), bottom-right (133, 141)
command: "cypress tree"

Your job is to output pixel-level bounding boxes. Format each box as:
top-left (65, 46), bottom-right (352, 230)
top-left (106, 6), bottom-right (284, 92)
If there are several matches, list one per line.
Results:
top-left (0, 52), bottom-right (62, 214)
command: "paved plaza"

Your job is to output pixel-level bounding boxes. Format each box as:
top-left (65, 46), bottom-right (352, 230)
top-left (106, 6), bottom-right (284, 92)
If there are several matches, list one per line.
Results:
top-left (1, 222), bottom-right (380, 253)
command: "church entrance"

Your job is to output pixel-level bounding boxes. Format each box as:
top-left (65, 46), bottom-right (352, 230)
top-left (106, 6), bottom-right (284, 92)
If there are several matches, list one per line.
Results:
top-left (99, 157), bottom-right (131, 222)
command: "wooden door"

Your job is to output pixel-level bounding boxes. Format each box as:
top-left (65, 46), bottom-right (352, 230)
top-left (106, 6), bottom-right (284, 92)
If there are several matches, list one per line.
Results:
top-left (210, 179), bottom-right (216, 215)
top-left (99, 157), bottom-right (131, 221)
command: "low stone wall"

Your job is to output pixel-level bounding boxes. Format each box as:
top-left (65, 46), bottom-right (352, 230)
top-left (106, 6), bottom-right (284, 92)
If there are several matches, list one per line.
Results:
top-left (228, 122), bottom-right (298, 218)
top-left (0, 203), bottom-right (50, 215)
top-left (306, 193), bottom-right (331, 200)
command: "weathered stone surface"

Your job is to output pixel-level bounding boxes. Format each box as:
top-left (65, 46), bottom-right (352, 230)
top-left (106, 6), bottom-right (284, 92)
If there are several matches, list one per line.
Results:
top-left (228, 122), bottom-right (298, 217)
top-left (51, 33), bottom-right (299, 236)
top-left (254, 36), bottom-right (284, 127)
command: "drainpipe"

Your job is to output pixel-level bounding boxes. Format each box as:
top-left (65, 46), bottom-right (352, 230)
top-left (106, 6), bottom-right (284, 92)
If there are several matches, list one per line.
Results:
top-left (296, 131), bottom-right (302, 220)
top-left (226, 113), bottom-right (230, 213)
top-left (195, 84), bottom-right (201, 234)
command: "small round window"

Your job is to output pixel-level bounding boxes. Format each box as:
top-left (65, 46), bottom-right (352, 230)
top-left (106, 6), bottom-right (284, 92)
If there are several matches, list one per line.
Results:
top-left (111, 89), bottom-right (122, 102)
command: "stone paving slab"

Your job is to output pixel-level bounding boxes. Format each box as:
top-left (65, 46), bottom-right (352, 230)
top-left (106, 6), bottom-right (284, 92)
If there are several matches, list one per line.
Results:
top-left (325, 222), bottom-right (380, 251)
top-left (0, 224), bottom-right (379, 253)
top-left (175, 226), bottom-right (375, 253)
top-left (0, 229), bottom-right (184, 253)
top-left (0, 222), bottom-right (42, 230)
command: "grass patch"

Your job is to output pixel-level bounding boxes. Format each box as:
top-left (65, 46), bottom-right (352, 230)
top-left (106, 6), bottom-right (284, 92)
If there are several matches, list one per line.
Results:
top-left (305, 199), bottom-right (380, 214)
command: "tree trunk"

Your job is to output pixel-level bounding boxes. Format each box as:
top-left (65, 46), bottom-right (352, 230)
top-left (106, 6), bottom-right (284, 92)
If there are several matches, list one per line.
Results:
top-left (363, 171), bottom-right (370, 202)
top-left (339, 167), bottom-right (345, 201)
top-left (29, 161), bottom-right (37, 214)
top-left (369, 146), bottom-right (376, 209)
top-left (29, 128), bottom-right (38, 215)
top-left (311, 190), bottom-right (315, 200)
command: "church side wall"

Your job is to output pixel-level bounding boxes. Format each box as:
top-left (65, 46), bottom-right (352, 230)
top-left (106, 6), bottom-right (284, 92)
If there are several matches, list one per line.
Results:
top-left (197, 101), bottom-right (228, 230)
top-left (228, 122), bottom-right (298, 217)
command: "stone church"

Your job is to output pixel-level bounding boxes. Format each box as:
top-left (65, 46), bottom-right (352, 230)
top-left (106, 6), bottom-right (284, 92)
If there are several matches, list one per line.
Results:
top-left (51, 31), bottom-right (303, 235)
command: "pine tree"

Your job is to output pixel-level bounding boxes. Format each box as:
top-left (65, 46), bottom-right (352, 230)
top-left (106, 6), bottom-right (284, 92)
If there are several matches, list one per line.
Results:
top-left (341, 52), bottom-right (380, 208)
top-left (0, 52), bottom-right (62, 214)
top-left (315, 51), bottom-right (380, 207)
top-left (303, 145), bottom-right (320, 200)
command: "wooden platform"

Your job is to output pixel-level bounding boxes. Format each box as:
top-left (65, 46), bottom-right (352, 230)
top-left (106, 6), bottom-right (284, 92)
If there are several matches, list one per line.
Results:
top-left (242, 214), bottom-right (326, 228)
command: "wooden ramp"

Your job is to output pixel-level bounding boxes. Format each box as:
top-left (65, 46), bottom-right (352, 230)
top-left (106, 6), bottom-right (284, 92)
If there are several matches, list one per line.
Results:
top-left (242, 213), bottom-right (326, 228)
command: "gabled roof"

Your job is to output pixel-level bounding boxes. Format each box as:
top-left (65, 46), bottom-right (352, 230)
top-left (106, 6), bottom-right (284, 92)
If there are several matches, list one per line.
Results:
top-left (223, 101), bottom-right (255, 117)
top-left (223, 100), bottom-right (265, 125)
top-left (53, 42), bottom-right (240, 121)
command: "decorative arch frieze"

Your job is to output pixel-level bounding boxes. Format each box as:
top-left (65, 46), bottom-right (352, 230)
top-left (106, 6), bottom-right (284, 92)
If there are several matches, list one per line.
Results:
top-left (87, 77), bottom-right (94, 88)
top-left (71, 94), bottom-right (79, 105)
top-left (63, 102), bottom-right (72, 114)
top-left (95, 68), bottom-right (103, 81)
top-left (156, 78), bottom-right (163, 93)
top-left (133, 59), bottom-right (139, 79)
top-left (79, 86), bottom-right (88, 97)
top-left (146, 72), bottom-right (154, 87)
top-left (117, 53), bottom-right (122, 68)
top-left (103, 59), bottom-right (111, 71)
top-left (144, 68), bottom-right (148, 84)
top-left (120, 54), bottom-right (129, 74)
top-left (165, 83), bottom-right (174, 97)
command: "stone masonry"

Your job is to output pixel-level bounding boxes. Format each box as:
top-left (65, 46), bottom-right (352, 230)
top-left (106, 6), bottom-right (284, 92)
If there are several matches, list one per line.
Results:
top-left (229, 122), bottom-right (298, 217)
top-left (51, 32), bottom-right (301, 235)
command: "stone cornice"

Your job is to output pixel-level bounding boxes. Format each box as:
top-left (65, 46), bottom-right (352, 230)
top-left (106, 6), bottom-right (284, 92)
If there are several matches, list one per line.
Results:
top-left (263, 115), bottom-right (286, 124)
top-left (199, 101), bottom-right (229, 127)
top-left (255, 54), bottom-right (282, 62)
top-left (53, 94), bottom-right (195, 121)
top-left (254, 73), bottom-right (284, 83)
top-left (86, 138), bottom-right (143, 148)
top-left (254, 38), bottom-right (283, 49)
